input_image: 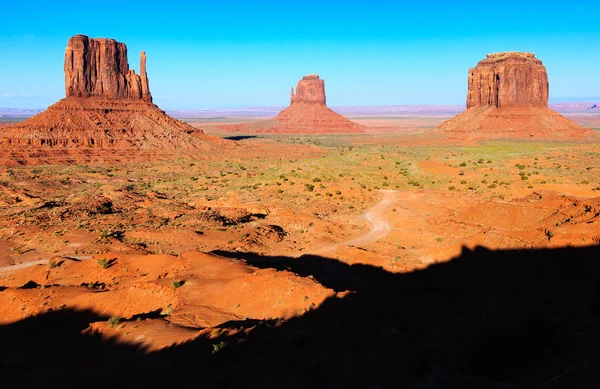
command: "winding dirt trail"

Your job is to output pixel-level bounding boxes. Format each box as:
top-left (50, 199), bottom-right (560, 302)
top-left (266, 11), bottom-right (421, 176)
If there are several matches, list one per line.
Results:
top-left (0, 191), bottom-right (399, 274)
top-left (301, 190), bottom-right (399, 257)
top-left (0, 256), bottom-right (91, 275)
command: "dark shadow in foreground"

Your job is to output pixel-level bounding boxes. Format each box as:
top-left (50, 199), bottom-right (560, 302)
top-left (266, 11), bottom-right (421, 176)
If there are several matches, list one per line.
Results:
top-left (3, 245), bottom-right (600, 388)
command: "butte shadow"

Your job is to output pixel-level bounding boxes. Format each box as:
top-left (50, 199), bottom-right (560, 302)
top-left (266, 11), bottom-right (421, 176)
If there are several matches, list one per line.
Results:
top-left (437, 52), bottom-right (595, 141)
top-left (0, 34), bottom-right (228, 166)
top-left (3, 245), bottom-right (600, 387)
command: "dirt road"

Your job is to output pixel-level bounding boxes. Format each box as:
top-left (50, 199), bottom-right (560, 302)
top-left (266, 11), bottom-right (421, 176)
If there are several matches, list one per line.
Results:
top-left (0, 256), bottom-right (91, 275)
top-left (302, 190), bottom-right (398, 256)
top-left (0, 191), bottom-right (399, 274)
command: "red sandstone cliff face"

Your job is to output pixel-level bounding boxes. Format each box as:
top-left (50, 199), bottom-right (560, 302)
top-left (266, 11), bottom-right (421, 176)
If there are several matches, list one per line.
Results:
top-left (290, 74), bottom-right (326, 105)
top-left (0, 34), bottom-right (227, 165)
top-left (438, 52), bottom-right (593, 140)
top-left (64, 34), bottom-right (152, 102)
top-left (219, 74), bottom-right (361, 134)
top-left (467, 52), bottom-right (548, 109)
top-left (269, 74), bottom-right (361, 133)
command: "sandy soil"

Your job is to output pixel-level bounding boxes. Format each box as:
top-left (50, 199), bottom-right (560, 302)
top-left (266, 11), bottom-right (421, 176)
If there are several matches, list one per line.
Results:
top-left (1, 129), bottom-right (600, 387)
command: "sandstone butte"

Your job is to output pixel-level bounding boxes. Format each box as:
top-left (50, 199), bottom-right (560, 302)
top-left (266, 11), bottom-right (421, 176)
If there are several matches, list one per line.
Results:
top-left (218, 74), bottom-right (362, 134)
top-left (274, 74), bottom-right (362, 131)
top-left (438, 52), bottom-right (594, 140)
top-left (0, 34), bottom-right (224, 166)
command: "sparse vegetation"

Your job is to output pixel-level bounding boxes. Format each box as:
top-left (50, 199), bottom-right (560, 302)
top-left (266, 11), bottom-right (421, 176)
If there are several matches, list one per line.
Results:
top-left (108, 316), bottom-right (121, 328)
top-left (212, 341), bottom-right (227, 355)
top-left (172, 280), bottom-right (184, 288)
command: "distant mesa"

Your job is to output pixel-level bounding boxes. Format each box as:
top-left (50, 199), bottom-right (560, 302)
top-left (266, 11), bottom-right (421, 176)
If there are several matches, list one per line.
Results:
top-left (215, 74), bottom-right (362, 134)
top-left (290, 74), bottom-right (326, 105)
top-left (438, 52), bottom-right (594, 140)
top-left (271, 74), bottom-right (362, 132)
top-left (466, 52), bottom-right (548, 108)
top-left (1, 34), bottom-right (224, 165)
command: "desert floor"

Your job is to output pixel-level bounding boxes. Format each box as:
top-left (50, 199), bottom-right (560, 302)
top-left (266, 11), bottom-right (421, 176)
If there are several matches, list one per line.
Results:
top-left (2, 118), bottom-right (600, 387)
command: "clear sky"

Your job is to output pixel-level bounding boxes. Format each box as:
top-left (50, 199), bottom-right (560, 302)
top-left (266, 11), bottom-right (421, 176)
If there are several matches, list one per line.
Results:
top-left (0, 0), bottom-right (598, 109)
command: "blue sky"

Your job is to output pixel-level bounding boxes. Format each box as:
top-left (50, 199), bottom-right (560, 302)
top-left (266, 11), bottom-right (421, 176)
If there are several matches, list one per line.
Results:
top-left (0, 0), bottom-right (598, 109)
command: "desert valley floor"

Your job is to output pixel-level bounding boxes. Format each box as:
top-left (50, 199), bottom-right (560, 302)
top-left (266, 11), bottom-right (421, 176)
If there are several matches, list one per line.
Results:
top-left (1, 114), bottom-right (600, 387)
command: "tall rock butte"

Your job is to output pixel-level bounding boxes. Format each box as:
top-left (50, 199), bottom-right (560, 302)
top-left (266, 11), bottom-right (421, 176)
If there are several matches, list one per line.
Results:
top-left (271, 74), bottom-right (361, 133)
top-left (64, 35), bottom-right (152, 101)
top-left (1, 34), bottom-right (223, 165)
top-left (290, 74), bottom-right (326, 105)
top-left (466, 52), bottom-right (548, 109)
top-left (438, 52), bottom-right (592, 139)
top-left (218, 74), bottom-right (361, 134)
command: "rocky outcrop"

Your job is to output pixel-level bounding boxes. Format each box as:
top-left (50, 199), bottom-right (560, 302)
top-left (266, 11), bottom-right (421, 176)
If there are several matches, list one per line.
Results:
top-left (290, 74), bottom-right (326, 105)
top-left (437, 52), bottom-right (594, 140)
top-left (0, 34), bottom-right (227, 165)
top-left (467, 52), bottom-right (548, 108)
top-left (217, 74), bottom-right (361, 134)
top-left (140, 51), bottom-right (151, 102)
top-left (265, 74), bottom-right (361, 133)
top-left (64, 34), bottom-right (152, 102)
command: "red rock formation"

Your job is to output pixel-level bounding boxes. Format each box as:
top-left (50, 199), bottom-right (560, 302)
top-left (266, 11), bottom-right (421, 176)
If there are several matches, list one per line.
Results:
top-left (1, 34), bottom-right (226, 165)
top-left (290, 74), bottom-right (326, 105)
top-left (64, 34), bottom-right (152, 102)
top-left (438, 52), bottom-right (593, 140)
top-left (268, 74), bottom-right (361, 133)
top-left (140, 51), bottom-right (152, 102)
top-left (467, 52), bottom-right (548, 108)
top-left (218, 74), bottom-right (361, 134)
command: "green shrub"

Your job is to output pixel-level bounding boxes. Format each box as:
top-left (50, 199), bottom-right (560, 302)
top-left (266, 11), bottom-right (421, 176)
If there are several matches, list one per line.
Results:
top-left (212, 341), bottom-right (227, 355)
top-left (108, 316), bottom-right (121, 328)
top-left (172, 280), bottom-right (184, 288)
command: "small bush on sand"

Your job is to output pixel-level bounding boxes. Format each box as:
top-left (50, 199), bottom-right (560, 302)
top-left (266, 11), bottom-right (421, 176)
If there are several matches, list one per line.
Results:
top-left (108, 316), bottom-right (121, 328)
top-left (172, 280), bottom-right (184, 289)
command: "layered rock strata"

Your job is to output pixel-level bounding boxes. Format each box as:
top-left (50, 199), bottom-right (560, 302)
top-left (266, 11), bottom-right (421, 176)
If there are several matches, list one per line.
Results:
top-left (467, 52), bottom-right (548, 108)
top-left (64, 35), bottom-right (152, 102)
top-left (1, 34), bottom-right (223, 165)
top-left (290, 74), bottom-right (326, 105)
top-left (271, 74), bottom-right (361, 132)
top-left (438, 52), bottom-right (593, 140)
